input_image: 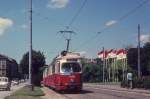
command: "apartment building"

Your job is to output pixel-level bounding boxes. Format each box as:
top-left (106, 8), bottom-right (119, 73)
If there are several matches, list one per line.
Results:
top-left (0, 54), bottom-right (18, 79)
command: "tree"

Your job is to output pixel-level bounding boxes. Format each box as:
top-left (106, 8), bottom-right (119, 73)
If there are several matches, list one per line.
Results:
top-left (20, 50), bottom-right (46, 86)
top-left (127, 42), bottom-right (150, 76)
top-left (82, 58), bottom-right (103, 82)
top-left (142, 42), bottom-right (150, 75)
top-left (127, 48), bottom-right (138, 71)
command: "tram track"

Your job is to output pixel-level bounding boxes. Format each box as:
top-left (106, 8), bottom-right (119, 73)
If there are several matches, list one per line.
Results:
top-left (62, 85), bottom-right (150, 99)
top-left (84, 84), bottom-right (150, 96)
top-left (42, 85), bottom-right (150, 99)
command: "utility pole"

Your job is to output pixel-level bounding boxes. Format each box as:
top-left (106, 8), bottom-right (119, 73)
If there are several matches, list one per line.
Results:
top-left (58, 28), bottom-right (75, 52)
top-left (138, 24), bottom-right (141, 78)
top-left (29, 0), bottom-right (33, 90)
top-left (66, 38), bottom-right (71, 52)
top-left (102, 47), bottom-right (105, 83)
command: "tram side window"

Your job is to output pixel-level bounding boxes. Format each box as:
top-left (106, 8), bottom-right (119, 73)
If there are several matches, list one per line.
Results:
top-left (55, 62), bottom-right (60, 73)
top-left (52, 64), bottom-right (55, 74)
top-left (47, 67), bottom-right (50, 75)
top-left (49, 66), bottom-right (52, 75)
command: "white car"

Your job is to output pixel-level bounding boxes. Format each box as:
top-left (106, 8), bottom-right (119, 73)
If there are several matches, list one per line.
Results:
top-left (0, 77), bottom-right (11, 91)
top-left (12, 80), bottom-right (19, 85)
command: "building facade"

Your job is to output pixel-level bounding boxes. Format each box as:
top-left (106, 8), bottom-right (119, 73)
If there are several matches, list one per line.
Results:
top-left (0, 54), bottom-right (18, 80)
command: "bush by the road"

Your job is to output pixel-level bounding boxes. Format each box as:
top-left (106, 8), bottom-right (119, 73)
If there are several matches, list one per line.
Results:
top-left (143, 76), bottom-right (150, 89)
top-left (5, 86), bottom-right (45, 99)
top-left (120, 80), bottom-right (128, 88)
top-left (133, 78), bottom-right (144, 88)
top-left (121, 76), bottom-right (150, 89)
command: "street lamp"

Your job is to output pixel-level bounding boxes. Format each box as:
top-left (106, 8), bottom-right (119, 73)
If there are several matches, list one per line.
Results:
top-left (29, 0), bottom-right (32, 90)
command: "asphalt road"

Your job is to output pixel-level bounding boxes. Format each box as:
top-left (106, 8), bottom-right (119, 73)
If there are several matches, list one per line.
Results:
top-left (63, 85), bottom-right (150, 99)
top-left (0, 82), bottom-right (27, 99)
top-left (42, 84), bottom-right (150, 99)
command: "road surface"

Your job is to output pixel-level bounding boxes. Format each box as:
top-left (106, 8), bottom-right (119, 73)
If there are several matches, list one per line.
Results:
top-left (42, 84), bottom-right (150, 99)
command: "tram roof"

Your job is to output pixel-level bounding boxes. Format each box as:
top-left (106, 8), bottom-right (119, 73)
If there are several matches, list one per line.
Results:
top-left (57, 52), bottom-right (81, 60)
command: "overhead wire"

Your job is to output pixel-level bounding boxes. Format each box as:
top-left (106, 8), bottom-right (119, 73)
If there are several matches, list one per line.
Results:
top-left (58, 0), bottom-right (88, 51)
top-left (58, 0), bottom-right (88, 40)
top-left (31, 0), bottom-right (88, 28)
top-left (32, 11), bottom-right (50, 21)
top-left (31, 0), bottom-right (150, 53)
top-left (74, 0), bottom-right (150, 51)
top-left (118, 0), bottom-right (150, 21)
top-left (68, 0), bottom-right (88, 28)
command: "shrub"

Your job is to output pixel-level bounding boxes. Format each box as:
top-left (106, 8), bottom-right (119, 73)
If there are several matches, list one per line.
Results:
top-left (143, 76), bottom-right (150, 89)
top-left (121, 76), bottom-right (150, 89)
top-left (133, 78), bottom-right (144, 88)
top-left (120, 80), bottom-right (128, 88)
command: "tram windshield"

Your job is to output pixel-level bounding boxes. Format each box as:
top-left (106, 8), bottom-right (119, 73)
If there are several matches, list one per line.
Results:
top-left (61, 62), bottom-right (81, 73)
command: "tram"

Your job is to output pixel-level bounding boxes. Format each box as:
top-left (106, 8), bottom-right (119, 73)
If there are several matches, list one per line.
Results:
top-left (43, 51), bottom-right (82, 91)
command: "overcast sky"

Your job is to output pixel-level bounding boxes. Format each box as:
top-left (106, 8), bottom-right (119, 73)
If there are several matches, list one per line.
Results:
top-left (0, 0), bottom-right (150, 63)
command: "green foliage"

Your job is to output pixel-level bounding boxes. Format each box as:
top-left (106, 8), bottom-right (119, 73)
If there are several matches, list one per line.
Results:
top-left (133, 78), bottom-right (144, 88)
top-left (120, 80), bottom-right (128, 88)
top-left (143, 76), bottom-right (150, 89)
top-left (127, 42), bottom-right (150, 76)
top-left (121, 76), bottom-right (150, 89)
top-left (5, 86), bottom-right (44, 99)
top-left (20, 50), bottom-right (46, 86)
top-left (5, 96), bottom-right (41, 99)
top-left (82, 62), bottom-right (103, 82)
top-left (127, 48), bottom-right (138, 71)
top-left (133, 76), bottom-right (150, 89)
top-left (142, 42), bottom-right (150, 75)
top-left (20, 53), bottom-right (29, 74)
top-left (12, 86), bottom-right (44, 96)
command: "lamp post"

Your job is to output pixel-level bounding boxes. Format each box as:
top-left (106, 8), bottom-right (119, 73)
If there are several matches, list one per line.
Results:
top-left (29, 0), bottom-right (32, 90)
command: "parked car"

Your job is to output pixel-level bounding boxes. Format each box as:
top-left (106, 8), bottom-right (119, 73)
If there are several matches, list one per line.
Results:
top-left (12, 78), bottom-right (19, 85)
top-left (12, 80), bottom-right (19, 85)
top-left (0, 77), bottom-right (11, 91)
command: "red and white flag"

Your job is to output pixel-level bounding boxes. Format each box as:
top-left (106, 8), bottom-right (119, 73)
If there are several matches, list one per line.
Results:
top-left (98, 50), bottom-right (108, 60)
top-left (116, 49), bottom-right (127, 60)
top-left (107, 49), bottom-right (117, 59)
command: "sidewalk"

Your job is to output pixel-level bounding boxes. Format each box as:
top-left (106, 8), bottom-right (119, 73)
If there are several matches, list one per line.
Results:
top-left (41, 87), bottom-right (68, 99)
top-left (1, 82), bottom-right (28, 99)
top-left (84, 83), bottom-right (150, 94)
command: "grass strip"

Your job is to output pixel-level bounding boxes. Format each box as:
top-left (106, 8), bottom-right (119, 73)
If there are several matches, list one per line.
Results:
top-left (5, 86), bottom-right (45, 99)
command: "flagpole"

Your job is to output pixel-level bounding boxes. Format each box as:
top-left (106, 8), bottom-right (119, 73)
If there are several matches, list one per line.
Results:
top-left (123, 59), bottom-right (125, 80)
top-left (108, 59), bottom-right (110, 82)
top-left (125, 57), bottom-right (127, 80)
top-left (113, 58), bottom-right (115, 82)
top-left (115, 59), bottom-right (117, 82)
top-left (106, 58), bottom-right (108, 82)
top-left (102, 47), bottom-right (105, 83)
top-left (114, 49), bottom-right (117, 82)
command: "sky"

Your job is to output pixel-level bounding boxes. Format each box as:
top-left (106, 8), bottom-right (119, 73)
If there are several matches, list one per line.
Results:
top-left (0, 0), bottom-right (150, 64)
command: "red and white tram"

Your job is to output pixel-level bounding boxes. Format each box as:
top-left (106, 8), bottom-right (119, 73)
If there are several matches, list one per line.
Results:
top-left (43, 51), bottom-right (82, 91)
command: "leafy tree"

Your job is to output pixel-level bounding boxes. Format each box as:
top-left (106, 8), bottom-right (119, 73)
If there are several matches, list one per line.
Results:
top-left (95, 58), bottom-right (102, 65)
top-left (20, 50), bottom-right (46, 86)
top-left (127, 42), bottom-right (150, 76)
top-left (127, 48), bottom-right (138, 71)
top-left (142, 42), bottom-right (150, 75)
top-left (82, 62), bottom-right (103, 82)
